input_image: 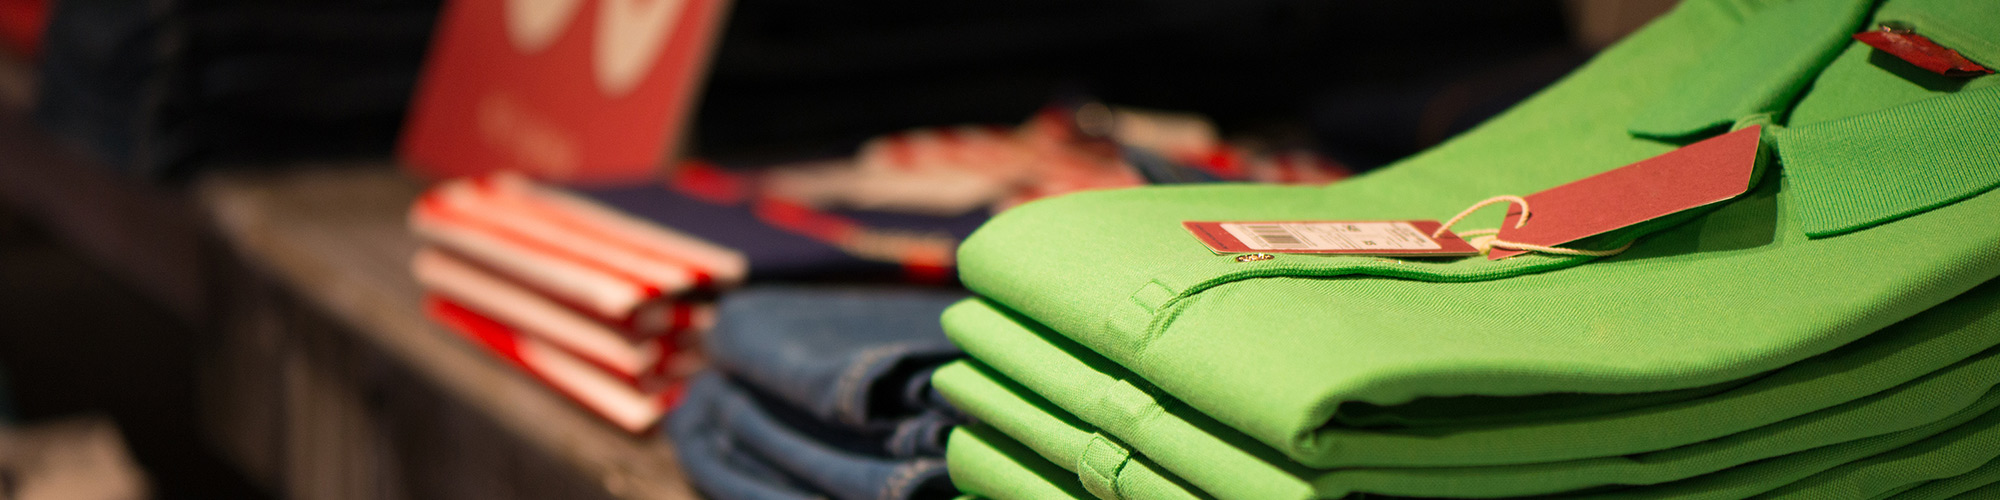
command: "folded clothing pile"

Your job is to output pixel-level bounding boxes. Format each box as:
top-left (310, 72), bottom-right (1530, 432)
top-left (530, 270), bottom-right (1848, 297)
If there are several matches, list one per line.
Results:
top-left (757, 102), bottom-right (1351, 219)
top-left (407, 157), bottom-right (996, 433)
top-left (407, 101), bottom-right (1350, 433)
top-left (668, 287), bottom-right (969, 500)
top-left (411, 172), bottom-right (749, 433)
top-left (937, 0), bottom-right (2000, 498)
top-left (34, 0), bottom-right (438, 179)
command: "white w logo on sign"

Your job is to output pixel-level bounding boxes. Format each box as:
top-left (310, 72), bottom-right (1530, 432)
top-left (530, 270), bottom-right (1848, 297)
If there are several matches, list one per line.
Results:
top-left (501, 0), bottom-right (687, 97)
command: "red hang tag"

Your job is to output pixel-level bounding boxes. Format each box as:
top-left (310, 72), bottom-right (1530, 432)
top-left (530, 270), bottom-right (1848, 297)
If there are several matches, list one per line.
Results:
top-left (1487, 126), bottom-right (1762, 260)
top-left (1853, 27), bottom-right (1993, 77)
top-left (1184, 220), bottom-right (1482, 257)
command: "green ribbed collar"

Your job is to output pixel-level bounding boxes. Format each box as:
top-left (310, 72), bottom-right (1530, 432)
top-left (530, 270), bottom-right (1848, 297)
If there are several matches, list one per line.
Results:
top-left (1632, 0), bottom-right (2000, 238)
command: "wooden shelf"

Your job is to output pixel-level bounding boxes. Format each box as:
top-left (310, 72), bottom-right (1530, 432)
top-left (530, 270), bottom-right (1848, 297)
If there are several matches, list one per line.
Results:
top-left (0, 53), bottom-right (695, 500)
top-left (197, 167), bottom-right (699, 500)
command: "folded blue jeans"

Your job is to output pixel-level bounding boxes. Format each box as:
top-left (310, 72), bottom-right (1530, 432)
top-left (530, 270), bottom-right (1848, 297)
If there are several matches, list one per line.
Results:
top-left (706, 286), bottom-right (969, 457)
top-left (671, 287), bottom-right (969, 500)
top-left (670, 374), bottom-right (958, 500)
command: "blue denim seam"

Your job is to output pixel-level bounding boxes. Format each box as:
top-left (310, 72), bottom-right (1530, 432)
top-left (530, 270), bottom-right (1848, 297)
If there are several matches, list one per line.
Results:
top-left (886, 411), bottom-right (947, 458)
top-left (876, 457), bottom-right (944, 500)
top-left (834, 343), bottom-right (929, 427)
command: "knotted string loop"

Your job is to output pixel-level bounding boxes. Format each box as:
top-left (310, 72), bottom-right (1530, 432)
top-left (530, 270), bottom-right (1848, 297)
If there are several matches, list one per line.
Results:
top-left (1434, 195), bottom-right (1633, 257)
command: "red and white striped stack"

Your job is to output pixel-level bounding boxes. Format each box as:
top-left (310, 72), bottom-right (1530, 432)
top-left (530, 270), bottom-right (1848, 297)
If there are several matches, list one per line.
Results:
top-left (1190, 146), bottom-right (1354, 186)
top-left (409, 172), bottom-right (747, 434)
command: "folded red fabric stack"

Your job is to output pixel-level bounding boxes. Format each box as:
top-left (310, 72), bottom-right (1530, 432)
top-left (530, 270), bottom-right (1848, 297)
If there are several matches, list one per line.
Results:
top-left (410, 173), bottom-right (746, 434)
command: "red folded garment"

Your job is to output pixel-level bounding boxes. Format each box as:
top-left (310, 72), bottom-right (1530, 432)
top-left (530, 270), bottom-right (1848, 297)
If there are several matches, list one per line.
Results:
top-left (414, 247), bottom-right (707, 390)
top-left (410, 173), bottom-right (745, 336)
top-left (425, 295), bottom-right (690, 435)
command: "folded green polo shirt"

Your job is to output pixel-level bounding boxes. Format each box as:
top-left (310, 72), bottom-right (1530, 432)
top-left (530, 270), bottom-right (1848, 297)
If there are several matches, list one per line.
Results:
top-left (1884, 454), bottom-right (2000, 500)
top-left (945, 424), bottom-right (1094, 500)
top-left (944, 360), bottom-right (2000, 500)
top-left (1936, 482), bottom-right (2000, 500)
top-left (1742, 406), bottom-right (2000, 500)
top-left (946, 425), bottom-right (1102, 500)
top-left (955, 0), bottom-right (2000, 470)
top-left (937, 272), bottom-right (2000, 499)
top-left (951, 435), bottom-right (2000, 500)
top-left (940, 384), bottom-right (2000, 500)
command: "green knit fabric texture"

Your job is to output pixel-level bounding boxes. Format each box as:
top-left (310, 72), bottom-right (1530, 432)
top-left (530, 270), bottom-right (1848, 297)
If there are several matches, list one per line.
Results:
top-left (939, 399), bottom-right (2000, 500)
top-left (946, 425), bottom-right (1099, 500)
top-left (1880, 453), bottom-right (2000, 500)
top-left (946, 424), bottom-right (1093, 500)
top-left (1778, 88), bottom-right (2000, 237)
top-left (944, 375), bottom-right (1208, 500)
top-left (1746, 407), bottom-right (2000, 499)
top-left (953, 0), bottom-right (2000, 477)
top-left (936, 276), bottom-right (2000, 499)
top-left (1942, 482), bottom-right (2000, 500)
top-left (1625, 0), bottom-right (1874, 138)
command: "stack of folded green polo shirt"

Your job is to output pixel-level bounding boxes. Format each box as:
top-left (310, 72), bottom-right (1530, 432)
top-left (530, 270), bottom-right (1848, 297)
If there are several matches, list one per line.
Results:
top-left (932, 0), bottom-right (2000, 498)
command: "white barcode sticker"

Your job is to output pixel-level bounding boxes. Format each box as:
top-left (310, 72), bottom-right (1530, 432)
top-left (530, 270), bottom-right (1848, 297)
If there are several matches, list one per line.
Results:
top-left (1184, 220), bottom-right (1480, 256)
top-left (1222, 222), bottom-right (1439, 250)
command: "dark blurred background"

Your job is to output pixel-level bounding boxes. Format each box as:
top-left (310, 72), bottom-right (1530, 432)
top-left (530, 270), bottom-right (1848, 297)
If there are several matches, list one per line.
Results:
top-left (22, 0), bottom-right (1653, 179)
top-left (692, 0), bottom-right (1581, 166)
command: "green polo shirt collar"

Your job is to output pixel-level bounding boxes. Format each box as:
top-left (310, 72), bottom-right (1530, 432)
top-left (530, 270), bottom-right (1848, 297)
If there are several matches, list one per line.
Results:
top-left (1633, 0), bottom-right (2000, 238)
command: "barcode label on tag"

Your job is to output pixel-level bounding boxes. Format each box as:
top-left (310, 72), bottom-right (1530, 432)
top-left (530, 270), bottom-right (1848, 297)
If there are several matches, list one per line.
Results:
top-left (1223, 222), bottom-right (1439, 250)
top-left (1230, 224), bottom-right (1310, 248)
top-left (1184, 220), bottom-right (1480, 256)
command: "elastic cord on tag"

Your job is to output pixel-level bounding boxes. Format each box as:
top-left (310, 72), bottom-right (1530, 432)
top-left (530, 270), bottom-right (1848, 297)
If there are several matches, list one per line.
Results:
top-left (1434, 195), bottom-right (1633, 257)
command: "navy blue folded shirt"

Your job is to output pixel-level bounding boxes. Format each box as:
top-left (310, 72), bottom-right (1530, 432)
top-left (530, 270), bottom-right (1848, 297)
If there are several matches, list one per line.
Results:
top-left (578, 184), bottom-right (988, 284)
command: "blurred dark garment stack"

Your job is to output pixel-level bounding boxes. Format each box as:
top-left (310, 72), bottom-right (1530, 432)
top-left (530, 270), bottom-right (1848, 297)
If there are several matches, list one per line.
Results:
top-left (33, 0), bottom-right (441, 179)
top-left (0, 364), bottom-right (13, 423)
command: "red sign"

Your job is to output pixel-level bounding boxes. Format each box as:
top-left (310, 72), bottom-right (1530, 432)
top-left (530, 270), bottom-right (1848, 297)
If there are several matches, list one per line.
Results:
top-left (400, 0), bottom-right (730, 185)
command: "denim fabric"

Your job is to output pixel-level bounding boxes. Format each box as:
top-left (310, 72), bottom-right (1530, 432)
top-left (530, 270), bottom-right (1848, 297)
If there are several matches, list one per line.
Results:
top-left (709, 286), bottom-right (969, 457)
top-left (670, 373), bottom-right (958, 500)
